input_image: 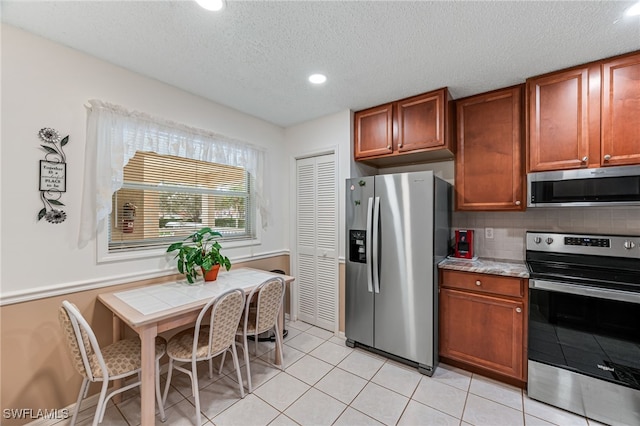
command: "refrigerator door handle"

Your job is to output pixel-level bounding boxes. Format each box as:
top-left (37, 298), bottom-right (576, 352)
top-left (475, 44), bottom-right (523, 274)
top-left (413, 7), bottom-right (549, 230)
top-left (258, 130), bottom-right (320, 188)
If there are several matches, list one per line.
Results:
top-left (372, 196), bottom-right (381, 294)
top-left (366, 197), bottom-right (374, 293)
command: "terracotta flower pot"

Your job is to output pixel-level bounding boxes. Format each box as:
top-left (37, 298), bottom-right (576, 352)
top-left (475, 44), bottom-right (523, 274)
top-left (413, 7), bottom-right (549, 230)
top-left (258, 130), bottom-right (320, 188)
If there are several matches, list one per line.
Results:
top-left (202, 264), bottom-right (221, 282)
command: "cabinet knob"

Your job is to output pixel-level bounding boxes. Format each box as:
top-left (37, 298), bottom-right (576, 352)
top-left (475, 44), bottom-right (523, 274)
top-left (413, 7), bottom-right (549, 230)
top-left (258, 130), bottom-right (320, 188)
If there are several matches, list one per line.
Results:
top-left (386, 145), bottom-right (392, 150)
top-left (581, 156), bottom-right (588, 162)
top-left (398, 143), bottom-right (403, 148)
top-left (604, 154), bottom-right (612, 161)
top-left (475, 280), bottom-right (481, 286)
top-left (516, 307), bottom-right (522, 313)
top-left (515, 200), bottom-right (521, 206)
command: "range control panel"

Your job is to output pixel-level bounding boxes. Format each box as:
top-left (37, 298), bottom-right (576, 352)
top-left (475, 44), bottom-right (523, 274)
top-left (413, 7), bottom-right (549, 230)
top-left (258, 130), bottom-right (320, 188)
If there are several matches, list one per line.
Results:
top-left (527, 231), bottom-right (640, 259)
top-left (564, 237), bottom-right (610, 248)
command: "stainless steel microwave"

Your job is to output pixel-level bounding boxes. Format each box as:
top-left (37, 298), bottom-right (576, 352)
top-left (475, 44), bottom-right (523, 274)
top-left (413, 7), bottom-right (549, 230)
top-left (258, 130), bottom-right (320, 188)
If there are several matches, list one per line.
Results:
top-left (527, 165), bottom-right (640, 207)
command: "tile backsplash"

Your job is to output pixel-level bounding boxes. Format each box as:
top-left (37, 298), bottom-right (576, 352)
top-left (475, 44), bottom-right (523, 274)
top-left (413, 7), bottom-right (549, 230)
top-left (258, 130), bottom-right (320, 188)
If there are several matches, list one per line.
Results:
top-left (452, 207), bottom-right (640, 261)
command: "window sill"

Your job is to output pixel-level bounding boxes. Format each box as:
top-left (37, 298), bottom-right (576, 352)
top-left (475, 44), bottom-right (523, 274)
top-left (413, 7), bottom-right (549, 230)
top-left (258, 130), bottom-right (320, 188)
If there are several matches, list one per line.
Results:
top-left (97, 237), bottom-right (262, 264)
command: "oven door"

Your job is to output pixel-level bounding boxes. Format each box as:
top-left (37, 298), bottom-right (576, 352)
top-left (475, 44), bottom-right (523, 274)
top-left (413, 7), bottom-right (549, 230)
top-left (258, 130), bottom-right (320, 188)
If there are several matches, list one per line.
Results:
top-left (529, 279), bottom-right (640, 390)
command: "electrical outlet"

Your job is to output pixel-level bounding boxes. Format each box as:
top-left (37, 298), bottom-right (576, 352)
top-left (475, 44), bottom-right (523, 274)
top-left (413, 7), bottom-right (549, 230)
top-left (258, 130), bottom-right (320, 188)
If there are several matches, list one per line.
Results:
top-left (485, 227), bottom-right (494, 239)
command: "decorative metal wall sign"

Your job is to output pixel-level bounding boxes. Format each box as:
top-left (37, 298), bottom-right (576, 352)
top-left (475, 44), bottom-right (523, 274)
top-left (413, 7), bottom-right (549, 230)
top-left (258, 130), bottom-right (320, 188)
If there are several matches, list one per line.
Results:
top-left (37, 127), bottom-right (68, 224)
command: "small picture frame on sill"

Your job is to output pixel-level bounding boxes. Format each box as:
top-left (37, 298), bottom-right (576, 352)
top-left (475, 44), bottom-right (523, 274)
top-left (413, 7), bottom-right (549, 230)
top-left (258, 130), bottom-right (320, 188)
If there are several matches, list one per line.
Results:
top-left (39, 160), bottom-right (66, 193)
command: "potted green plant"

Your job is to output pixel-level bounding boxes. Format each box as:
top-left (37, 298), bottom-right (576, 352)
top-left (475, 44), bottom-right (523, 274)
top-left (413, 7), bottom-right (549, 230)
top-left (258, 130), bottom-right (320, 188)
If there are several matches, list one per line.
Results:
top-left (167, 227), bottom-right (232, 283)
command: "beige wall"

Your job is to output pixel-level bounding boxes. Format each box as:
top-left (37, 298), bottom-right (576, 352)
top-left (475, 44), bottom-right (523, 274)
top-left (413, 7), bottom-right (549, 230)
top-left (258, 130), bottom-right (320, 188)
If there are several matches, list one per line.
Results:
top-left (0, 26), bottom-right (292, 423)
top-left (0, 29), bottom-right (350, 425)
top-left (0, 256), bottom-right (289, 426)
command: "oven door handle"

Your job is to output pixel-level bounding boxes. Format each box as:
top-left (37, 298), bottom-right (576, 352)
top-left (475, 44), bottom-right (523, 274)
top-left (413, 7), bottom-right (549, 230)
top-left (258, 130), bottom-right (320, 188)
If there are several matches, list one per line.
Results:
top-left (530, 279), bottom-right (640, 305)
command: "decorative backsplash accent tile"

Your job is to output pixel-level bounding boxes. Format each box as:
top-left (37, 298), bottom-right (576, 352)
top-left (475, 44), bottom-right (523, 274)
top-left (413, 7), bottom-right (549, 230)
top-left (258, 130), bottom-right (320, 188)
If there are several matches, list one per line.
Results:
top-left (452, 207), bottom-right (640, 261)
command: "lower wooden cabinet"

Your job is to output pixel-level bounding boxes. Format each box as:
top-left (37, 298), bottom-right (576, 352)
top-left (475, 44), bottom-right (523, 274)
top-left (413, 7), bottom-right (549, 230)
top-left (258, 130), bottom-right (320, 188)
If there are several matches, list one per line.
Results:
top-left (439, 270), bottom-right (527, 383)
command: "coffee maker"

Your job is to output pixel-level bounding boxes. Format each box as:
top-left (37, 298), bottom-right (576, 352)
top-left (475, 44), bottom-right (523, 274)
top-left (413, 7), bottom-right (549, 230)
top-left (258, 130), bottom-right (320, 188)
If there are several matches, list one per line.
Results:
top-left (454, 229), bottom-right (474, 259)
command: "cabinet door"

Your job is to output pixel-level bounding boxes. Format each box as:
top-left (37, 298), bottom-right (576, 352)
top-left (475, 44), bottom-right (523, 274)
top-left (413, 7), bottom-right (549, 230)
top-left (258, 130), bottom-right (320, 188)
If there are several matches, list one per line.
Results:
top-left (456, 86), bottom-right (524, 211)
top-left (354, 104), bottom-right (393, 159)
top-left (397, 89), bottom-right (447, 153)
top-left (528, 67), bottom-right (591, 172)
top-left (602, 53), bottom-right (640, 167)
top-left (440, 288), bottom-right (524, 380)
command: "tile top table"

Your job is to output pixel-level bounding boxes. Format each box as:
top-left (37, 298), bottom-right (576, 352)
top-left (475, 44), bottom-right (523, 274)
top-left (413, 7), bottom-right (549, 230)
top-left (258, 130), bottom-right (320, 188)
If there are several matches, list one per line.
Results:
top-left (111, 268), bottom-right (283, 319)
top-left (98, 267), bottom-right (294, 426)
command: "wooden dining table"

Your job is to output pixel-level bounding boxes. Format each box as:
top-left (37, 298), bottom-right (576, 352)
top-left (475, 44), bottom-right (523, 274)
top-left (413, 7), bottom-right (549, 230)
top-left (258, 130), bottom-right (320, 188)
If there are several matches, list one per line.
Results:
top-left (98, 267), bottom-right (295, 426)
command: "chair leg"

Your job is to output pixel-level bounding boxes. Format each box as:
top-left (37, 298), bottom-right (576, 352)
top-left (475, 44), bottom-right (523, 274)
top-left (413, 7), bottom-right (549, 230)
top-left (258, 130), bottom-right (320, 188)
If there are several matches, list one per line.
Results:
top-left (162, 358), bottom-right (174, 405)
top-left (156, 358), bottom-right (166, 422)
top-left (190, 360), bottom-right (201, 426)
top-left (208, 357), bottom-right (214, 379)
top-left (70, 378), bottom-right (89, 426)
top-left (274, 323), bottom-right (285, 371)
top-left (83, 379), bottom-right (91, 398)
top-left (94, 380), bottom-right (110, 425)
top-left (230, 345), bottom-right (245, 399)
top-left (219, 351), bottom-right (227, 375)
top-left (254, 332), bottom-right (259, 356)
top-left (243, 333), bottom-right (252, 393)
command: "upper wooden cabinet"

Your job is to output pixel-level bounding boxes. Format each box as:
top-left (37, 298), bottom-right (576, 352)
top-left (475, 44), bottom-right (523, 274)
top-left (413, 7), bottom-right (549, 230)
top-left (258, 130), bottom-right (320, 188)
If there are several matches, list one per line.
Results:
top-left (455, 85), bottom-right (525, 211)
top-left (527, 50), bottom-right (640, 172)
top-left (354, 88), bottom-right (454, 167)
top-left (353, 103), bottom-right (394, 158)
top-left (396, 90), bottom-right (448, 152)
top-left (527, 66), bottom-right (593, 172)
top-left (602, 53), bottom-right (640, 167)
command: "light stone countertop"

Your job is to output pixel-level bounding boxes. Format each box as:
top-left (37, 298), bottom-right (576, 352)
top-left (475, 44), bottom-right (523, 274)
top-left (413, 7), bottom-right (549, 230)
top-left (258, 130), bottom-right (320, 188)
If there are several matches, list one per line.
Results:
top-left (438, 257), bottom-right (529, 278)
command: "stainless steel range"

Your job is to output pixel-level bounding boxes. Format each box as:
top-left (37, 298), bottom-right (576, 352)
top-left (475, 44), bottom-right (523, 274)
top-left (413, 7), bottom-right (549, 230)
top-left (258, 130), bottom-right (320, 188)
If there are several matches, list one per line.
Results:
top-left (526, 231), bottom-right (640, 425)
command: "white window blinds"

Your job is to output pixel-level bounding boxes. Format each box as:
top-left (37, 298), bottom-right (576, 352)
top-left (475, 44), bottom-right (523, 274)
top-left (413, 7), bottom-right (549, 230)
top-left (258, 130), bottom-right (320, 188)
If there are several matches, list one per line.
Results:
top-left (110, 151), bottom-right (253, 251)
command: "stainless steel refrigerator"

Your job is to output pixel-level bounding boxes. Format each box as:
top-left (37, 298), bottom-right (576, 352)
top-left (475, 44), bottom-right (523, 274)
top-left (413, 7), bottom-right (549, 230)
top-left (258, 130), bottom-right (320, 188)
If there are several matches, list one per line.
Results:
top-left (345, 171), bottom-right (451, 375)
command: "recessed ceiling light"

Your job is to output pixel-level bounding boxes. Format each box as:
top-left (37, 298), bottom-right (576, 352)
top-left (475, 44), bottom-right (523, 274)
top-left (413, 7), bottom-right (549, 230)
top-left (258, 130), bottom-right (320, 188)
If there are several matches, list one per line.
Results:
top-left (196, 0), bottom-right (225, 12)
top-left (309, 74), bottom-right (327, 84)
top-left (625, 1), bottom-right (640, 16)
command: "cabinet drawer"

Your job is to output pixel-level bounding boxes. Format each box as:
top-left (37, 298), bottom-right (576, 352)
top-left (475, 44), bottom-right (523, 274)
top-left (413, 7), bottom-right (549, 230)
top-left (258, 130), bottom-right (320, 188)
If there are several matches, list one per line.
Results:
top-left (441, 270), bottom-right (523, 298)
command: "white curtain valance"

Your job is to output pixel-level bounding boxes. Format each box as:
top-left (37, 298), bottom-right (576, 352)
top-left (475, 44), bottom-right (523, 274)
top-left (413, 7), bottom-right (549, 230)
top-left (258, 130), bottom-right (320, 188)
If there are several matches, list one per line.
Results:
top-left (79, 100), bottom-right (267, 248)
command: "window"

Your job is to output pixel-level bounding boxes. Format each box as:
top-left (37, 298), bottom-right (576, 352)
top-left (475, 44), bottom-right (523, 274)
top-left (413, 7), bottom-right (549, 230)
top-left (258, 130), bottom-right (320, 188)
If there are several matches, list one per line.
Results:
top-left (109, 151), bottom-right (254, 252)
top-left (80, 100), bottom-right (265, 253)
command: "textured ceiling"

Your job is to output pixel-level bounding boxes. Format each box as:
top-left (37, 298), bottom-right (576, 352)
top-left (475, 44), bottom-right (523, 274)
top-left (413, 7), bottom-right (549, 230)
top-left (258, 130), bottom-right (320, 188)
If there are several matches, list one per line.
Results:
top-left (2, 1), bottom-right (639, 127)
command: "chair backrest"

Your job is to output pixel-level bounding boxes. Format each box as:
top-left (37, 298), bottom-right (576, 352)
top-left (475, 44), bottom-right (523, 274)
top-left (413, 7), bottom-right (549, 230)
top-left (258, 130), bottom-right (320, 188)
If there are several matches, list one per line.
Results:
top-left (195, 288), bottom-right (245, 358)
top-left (58, 301), bottom-right (107, 381)
top-left (245, 276), bottom-right (285, 335)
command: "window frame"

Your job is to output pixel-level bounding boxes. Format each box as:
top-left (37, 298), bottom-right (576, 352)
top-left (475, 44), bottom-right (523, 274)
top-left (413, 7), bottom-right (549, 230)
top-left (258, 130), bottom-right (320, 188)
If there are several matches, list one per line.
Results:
top-left (97, 215), bottom-right (262, 264)
top-left (97, 152), bottom-right (262, 264)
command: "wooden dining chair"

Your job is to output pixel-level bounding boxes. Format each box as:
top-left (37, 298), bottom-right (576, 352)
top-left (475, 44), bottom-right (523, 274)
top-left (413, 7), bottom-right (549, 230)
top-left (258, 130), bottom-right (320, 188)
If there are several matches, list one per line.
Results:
top-left (162, 288), bottom-right (246, 426)
top-left (58, 301), bottom-right (167, 426)
top-left (222, 276), bottom-right (286, 393)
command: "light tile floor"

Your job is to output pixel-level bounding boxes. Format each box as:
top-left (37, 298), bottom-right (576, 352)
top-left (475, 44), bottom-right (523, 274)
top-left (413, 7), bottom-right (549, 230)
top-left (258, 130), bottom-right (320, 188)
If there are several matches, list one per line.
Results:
top-left (56, 320), bottom-right (608, 426)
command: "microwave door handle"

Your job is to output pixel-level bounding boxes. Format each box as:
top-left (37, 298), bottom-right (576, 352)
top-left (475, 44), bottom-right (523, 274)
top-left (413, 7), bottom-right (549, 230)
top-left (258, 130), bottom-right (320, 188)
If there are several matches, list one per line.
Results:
top-left (372, 196), bottom-right (381, 294)
top-left (366, 197), bottom-right (374, 293)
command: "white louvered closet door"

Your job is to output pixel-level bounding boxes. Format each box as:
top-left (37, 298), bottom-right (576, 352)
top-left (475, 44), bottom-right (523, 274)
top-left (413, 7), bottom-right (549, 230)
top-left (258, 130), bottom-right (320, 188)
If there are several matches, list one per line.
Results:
top-left (296, 154), bottom-right (337, 331)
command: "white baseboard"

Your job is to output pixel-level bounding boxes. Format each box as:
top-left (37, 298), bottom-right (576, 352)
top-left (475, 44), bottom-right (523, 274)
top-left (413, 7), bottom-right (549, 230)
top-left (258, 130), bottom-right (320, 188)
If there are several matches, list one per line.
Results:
top-left (25, 391), bottom-right (103, 426)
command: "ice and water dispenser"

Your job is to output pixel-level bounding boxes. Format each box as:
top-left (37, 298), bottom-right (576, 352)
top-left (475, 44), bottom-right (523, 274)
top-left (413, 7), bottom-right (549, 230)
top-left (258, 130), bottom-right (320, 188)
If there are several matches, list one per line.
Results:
top-left (349, 230), bottom-right (367, 263)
